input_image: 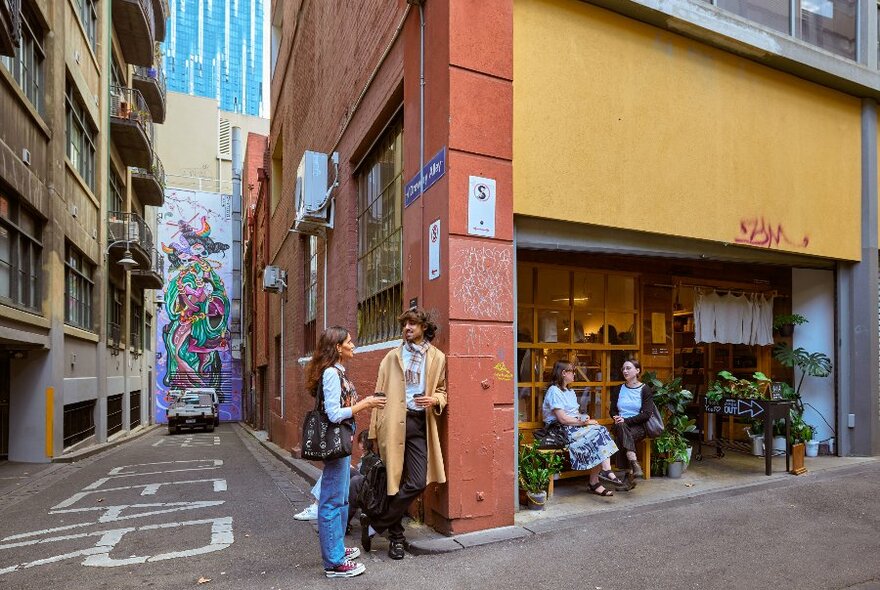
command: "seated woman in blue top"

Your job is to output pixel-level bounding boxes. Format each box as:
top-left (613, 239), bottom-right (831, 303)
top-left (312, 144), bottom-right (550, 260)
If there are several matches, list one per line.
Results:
top-left (542, 360), bottom-right (626, 496)
top-left (610, 359), bottom-right (653, 479)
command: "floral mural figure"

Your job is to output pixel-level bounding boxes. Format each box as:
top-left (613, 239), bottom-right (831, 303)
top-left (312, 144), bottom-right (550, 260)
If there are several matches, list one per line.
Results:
top-left (161, 217), bottom-right (231, 390)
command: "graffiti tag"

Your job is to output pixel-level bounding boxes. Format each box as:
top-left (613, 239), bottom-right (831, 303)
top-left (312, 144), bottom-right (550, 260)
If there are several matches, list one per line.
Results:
top-left (735, 217), bottom-right (809, 249)
top-left (493, 362), bottom-right (513, 382)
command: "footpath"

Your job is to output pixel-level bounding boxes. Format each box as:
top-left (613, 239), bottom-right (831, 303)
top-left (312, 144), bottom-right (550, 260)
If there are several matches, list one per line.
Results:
top-left (238, 423), bottom-right (880, 555)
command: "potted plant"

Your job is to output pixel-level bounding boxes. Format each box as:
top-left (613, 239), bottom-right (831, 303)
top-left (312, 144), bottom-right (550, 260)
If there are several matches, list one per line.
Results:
top-left (788, 412), bottom-right (814, 475)
top-left (772, 313), bottom-right (808, 337)
top-left (518, 434), bottom-right (563, 510)
top-left (707, 370), bottom-right (770, 404)
top-left (645, 374), bottom-right (696, 477)
top-left (773, 343), bottom-right (832, 462)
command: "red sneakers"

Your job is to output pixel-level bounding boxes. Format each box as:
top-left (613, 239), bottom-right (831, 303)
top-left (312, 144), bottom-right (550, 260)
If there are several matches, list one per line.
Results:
top-left (324, 559), bottom-right (366, 579)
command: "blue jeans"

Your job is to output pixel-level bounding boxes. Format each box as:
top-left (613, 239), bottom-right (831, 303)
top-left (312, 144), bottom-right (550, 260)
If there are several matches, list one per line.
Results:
top-left (318, 455), bottom-right (351, 569)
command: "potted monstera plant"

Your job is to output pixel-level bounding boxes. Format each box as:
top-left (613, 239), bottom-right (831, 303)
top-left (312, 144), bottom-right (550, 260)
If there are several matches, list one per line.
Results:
top-left (773, 344), bottom-right (831, 473)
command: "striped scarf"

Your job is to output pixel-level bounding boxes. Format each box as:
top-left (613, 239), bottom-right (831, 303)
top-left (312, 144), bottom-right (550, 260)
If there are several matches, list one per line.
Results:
top-left (404, 341), bottom-right (430, 386)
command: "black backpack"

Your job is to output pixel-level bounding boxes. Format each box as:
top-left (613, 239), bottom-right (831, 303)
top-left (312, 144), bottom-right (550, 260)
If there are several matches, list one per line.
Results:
top-left (357, 455), bottom-right (389, 518)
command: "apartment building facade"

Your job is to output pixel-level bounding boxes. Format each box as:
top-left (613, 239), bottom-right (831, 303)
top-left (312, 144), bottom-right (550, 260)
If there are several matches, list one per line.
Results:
top-left (256, 0), bottom-right (880, 535)
top-left (0, 0), bottom-right (169, 461)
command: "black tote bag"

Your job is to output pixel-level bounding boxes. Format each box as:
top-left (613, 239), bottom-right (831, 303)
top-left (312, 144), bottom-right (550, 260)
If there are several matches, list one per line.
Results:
top-left (300, 374), bottom-right (353, 461)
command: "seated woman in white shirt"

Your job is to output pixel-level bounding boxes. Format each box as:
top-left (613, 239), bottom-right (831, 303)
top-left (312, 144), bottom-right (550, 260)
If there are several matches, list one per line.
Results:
top-left (542, 361), bottom-right (626, 496)
top-left (610, 359), bottom-right (653, 479)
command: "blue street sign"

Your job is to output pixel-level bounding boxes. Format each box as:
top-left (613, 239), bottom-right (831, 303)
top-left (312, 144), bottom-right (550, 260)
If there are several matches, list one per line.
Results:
top-left (404, 147), bottom-right (446, 208)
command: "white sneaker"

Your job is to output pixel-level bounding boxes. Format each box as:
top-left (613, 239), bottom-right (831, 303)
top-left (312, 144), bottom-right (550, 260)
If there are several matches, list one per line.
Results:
top-left (294, 502), bottom-right (318, 521)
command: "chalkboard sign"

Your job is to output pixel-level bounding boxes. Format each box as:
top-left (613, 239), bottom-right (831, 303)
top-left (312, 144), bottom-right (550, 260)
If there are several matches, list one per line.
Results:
top-left (704, 397), bottom-right (766, 418)
top-left (770, 382), bottom-right (785, 401)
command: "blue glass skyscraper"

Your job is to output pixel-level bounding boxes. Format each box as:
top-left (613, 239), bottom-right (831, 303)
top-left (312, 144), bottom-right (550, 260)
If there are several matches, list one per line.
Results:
top-left (162, 0), bottom-right (264, 116)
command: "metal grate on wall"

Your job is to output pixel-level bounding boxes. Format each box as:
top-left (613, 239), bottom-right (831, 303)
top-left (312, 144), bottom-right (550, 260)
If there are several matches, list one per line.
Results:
top-left (63, 400), bottom-right (95, 448)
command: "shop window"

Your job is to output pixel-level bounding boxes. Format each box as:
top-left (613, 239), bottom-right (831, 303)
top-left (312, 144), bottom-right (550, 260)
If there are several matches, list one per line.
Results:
top-left (66, 81), bottom-right (97, 191)
top-left (356, 119), bottom-right (403, 345)
top-left (65, 244), bottom-right (95, 330)
top-left (517, 264), bottom-right (639, 427)
top-left (0, 192), bottom-right (42, 312)
top-left (0, 4), bottom-right (46, 115)
top-left (303, 235), bottom-right (317, 353)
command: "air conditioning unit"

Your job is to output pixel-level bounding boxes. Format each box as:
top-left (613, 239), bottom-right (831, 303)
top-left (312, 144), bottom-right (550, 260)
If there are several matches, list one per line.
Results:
top-left (294, 150), bottom-right (334, 234)
top-left (263, 266), bottom-right (286, 293)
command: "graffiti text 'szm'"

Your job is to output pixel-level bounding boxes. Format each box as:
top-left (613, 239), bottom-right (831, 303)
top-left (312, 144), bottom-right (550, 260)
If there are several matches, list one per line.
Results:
top-left (735, 217), bottom-right (809, 249)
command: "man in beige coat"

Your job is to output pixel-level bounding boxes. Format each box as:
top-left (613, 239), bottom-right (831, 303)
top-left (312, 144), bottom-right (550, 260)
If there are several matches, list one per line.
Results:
top-left (364, 307), bottom-right (447, 559)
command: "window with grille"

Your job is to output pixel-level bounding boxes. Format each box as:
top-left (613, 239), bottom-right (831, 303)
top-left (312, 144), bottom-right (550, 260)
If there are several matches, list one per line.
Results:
top-left (356, 119), bottom-right (403, 345)
top-left (303, 235), bottom-right (318, 353)
top-left (73, 0), bottom-right (98, 51)
top-left (0, 192), bottom-right (42, 311)
top-left (66, 81), bottom-right (97, 191)
top-left (0, 5), bottom-right (46, 115)
top-left (65, 244), bottom-right (94, 330)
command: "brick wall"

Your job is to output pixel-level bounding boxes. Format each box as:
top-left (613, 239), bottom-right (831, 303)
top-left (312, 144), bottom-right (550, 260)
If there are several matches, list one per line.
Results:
top-left (266, 0), bottom-right (406, 453)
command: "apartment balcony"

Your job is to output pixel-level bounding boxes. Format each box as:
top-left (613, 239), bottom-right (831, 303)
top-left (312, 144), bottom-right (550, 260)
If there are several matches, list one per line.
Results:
top-left (132, 58), bottom-right (166, 123)
top-left (0, 0), bottom-right (21, 56)
top-left (152, 0), bottom-right (168, 43)
top-left (112, 0), bottom-right (155, 66)
top-left (110, 86), bottom-right (154, 169)
top-left (107, 211), bottom-right (153, 270)
top-left (131, 153), bottom-right (165, 207)
top-left (130, 247), bottom-right (164, 291)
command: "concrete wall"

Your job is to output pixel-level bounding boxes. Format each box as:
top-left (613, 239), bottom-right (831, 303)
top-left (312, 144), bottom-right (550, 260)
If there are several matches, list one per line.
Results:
top-left (156, 92), bottom-right (269, 192)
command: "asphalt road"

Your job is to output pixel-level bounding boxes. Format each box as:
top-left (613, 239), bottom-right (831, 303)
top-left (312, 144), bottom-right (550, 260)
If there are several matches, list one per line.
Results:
top-left (0, 425), bottom-right (878, 590)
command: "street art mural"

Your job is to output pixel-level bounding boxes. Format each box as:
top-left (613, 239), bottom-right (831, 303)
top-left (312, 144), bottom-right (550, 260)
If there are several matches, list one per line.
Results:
top-left (156, 190), bottom-right (242, 423)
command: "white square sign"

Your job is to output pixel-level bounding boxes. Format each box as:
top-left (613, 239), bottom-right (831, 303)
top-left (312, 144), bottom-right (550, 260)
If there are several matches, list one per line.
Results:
top-left (428, 219), bottom-right (441, 281)
top-left (468, 176), bottom-right (496, 238)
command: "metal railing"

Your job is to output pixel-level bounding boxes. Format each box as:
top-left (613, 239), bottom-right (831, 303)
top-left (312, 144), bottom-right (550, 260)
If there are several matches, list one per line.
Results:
top-left (107, 211), bottom-right (154, 254)
top-left (2, 0), bottom-right (22, 49)
top-left (133, 58), bottom-right (166, 103)
top-left (132, 246), bottom-right (164, 279)
top-left (109, 85), bottom-right (154, 147)
top-left (131, 152), bottom-right (166, 193)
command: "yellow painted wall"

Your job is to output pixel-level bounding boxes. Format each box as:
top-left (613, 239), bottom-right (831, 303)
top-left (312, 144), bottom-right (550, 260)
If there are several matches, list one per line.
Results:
top-left (514, 0), bottom-right (861, 261)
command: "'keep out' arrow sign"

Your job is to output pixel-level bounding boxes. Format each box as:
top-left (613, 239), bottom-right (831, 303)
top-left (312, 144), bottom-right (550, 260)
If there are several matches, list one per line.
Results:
top-left (737, 399), bottom-right (764, 418)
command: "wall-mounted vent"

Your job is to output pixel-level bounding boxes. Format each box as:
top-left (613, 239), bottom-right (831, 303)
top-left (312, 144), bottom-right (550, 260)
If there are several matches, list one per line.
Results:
top-left (21, 148), bottom-right (31, 166)
top-left (218, 117), bottom-right (231, 160)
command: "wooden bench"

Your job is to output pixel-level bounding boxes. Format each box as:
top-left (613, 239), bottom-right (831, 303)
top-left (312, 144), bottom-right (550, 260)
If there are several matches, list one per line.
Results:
top-left (537, 437), bottom-right (652, 497)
